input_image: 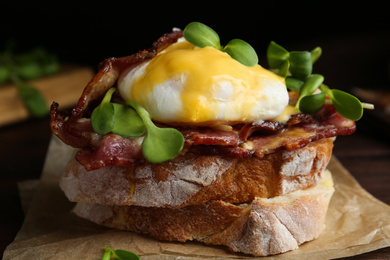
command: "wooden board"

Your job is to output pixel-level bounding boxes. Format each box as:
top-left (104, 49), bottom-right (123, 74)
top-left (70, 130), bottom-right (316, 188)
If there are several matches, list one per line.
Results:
top-left (0, 65), bottom-right (94, 126)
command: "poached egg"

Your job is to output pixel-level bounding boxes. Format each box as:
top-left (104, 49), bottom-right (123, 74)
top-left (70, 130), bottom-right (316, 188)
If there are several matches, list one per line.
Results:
top-left (118, 38), bottom-right (289, 125)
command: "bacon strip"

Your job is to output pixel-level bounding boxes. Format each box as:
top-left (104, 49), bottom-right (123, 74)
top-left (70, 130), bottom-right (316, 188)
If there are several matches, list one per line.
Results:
top-left (69, 30), bottom-right (183, 119)
top-left (238, 121), bottom-right (283, 141)
top-left (76, 134), bottom-right (144, 171)
top-left (181, 127), bottom-right (241, 146)
top-left (250, 123), bottom-right (353, 158)
top-left (66, 104), bottom-right (355, 171)
top-left (50, 102), bottom-right (100, 148)
top-left (74, 127), bottom-right (243, 171)
top-left (57, 110), bottom-right (355, 171)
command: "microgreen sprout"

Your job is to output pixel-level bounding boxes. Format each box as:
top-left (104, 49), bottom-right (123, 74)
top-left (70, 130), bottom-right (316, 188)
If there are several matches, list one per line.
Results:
top-left (112, 103), bottom-right (146, 138)
top-left (321, 85), bottom-right (364, 121)
top-left (222, 39), bottom-right (259, 67)
top-left (183, 22), bottom-right (258, 66)
top-left (90, 88), bottom-right (184, 163)
top-left (11, 75), bottom-right (49, 117)
top-left (288, 51), bottom-right (313, 80)
top-left (91, 88), bottom-right (146, 137)
top-left (0, 43), bottom-right (59, 117)
top-left (102, 246), bottom-right (140, 260)
top-left (127, 100), bottom-right (184, 163)
top-left (298, 91), bottom-right (326, 114)
top-left (90, 88), bottom-right (116, 135)
top-left (266, 41), bottom-right (372, 121)
top-left (183, 22), bottom-right (221, 50)
top-left (296, 74), bottom-right (324, 112)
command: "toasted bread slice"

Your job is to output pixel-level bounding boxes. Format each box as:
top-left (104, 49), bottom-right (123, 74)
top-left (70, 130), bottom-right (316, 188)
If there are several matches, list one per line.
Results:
top-left (60, 138), bottom-right (333, 208)
top-left (73, 169), bottom-right (334, 256)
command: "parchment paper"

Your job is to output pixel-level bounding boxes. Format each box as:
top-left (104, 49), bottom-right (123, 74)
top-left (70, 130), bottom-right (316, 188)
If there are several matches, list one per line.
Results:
top-left (4, 135), bottom-right (390, 259)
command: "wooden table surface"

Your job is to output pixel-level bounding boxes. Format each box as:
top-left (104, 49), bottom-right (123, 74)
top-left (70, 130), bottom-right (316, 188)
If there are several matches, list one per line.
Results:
top-left (0, 110), bottom-right (389, 259)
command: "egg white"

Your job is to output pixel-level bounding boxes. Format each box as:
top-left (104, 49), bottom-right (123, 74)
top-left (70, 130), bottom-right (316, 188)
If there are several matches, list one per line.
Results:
top-left (117, 40), bottom-right (289, 125)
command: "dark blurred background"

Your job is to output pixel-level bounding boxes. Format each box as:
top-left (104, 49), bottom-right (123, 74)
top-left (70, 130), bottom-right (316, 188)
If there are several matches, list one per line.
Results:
top-left (1, 2), bottom-right (390, 91)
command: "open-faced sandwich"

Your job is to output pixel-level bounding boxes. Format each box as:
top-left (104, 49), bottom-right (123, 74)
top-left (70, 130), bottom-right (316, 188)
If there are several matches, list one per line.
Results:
top-left (50, 22), bottom-right (367, 256)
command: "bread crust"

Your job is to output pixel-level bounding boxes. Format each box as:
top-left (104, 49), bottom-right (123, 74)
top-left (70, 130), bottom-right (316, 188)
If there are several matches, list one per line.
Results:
top-left (60, 138), bottom-right (333, 208)
top-left (73, 170), bottom-right (334, 256)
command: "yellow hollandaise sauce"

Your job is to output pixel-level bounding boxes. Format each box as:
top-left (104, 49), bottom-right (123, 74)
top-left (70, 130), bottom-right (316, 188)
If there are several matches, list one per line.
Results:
top-left (118, 39), bottom-right (289, 125)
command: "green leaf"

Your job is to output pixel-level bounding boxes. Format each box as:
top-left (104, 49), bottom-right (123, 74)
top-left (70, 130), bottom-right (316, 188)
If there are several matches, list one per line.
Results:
top-left (266, 41), bottom-right (364, 120)
top-left (298, 91), bottom-right (326, 114)
top-left (183, 22), bottom-right (221, 49)
top-left (91, 88), bottom-right (116, 135)
top-left (296, 74), bottom-right (324, 110)
top-left (42, 54), bottom-right (60, 75)
top-left (277, 60), bottom-right (290, 77)
top-left (289, 51), bottom-right (312, 79)
top-left (330, 89), bottom-right (363, 121)
top-left (299, 74), bottom-right (324, 97)
top-left (16, 62), bottom-right (43, 80)
top-left (101, 251), bottom-right (111, 260)
top-left (0, 66), bottom-right (11, 84)
top-left (285, 77), bottom-right (304, 92)
top-left (11, 76), bottom-right (48, 117)
top-left (127, 100), bottom-right (184, 163)
top-left (310, 47), bottom-right (322, 64)
top-left (102, 246), bottom-right (140, 260)
top-left (111, 103), bottom-right (146, 138)
top-left (12, 47), bottom-right (59, 80)
top-left (113, 249), bottom-right (140, 260)
top-left (183, 22), bottom-right (259, 67)
top-left (18, 83), bottom-right (49, 117)
top-left (223, 39), bottom-right (258, 66)
top-left (266, 41), bottom-right (290, 69)
top-left (142, 126), bottom-right (185, 163)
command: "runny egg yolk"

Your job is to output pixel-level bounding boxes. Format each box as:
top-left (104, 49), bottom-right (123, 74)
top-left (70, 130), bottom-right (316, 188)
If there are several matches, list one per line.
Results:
top-left (118, 39), bottom-right (289, 125)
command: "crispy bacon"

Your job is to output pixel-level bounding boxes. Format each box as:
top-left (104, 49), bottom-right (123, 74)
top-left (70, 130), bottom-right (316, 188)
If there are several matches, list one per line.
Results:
top-left (181, 127), bottom-right (241, 146)
top-left (238, 121), bottom-right (283, 141)
top-left (70, 30), bottom-right (183, 119)
top-left (53, 105), bottom-right (355, 171)
top-left (286, 113), bottom-right (314, 127)
top-left (76, 134), bottom-right (144, 171)
top-left (186, 107), bottom-right (355, 159)
top-left (50, 29), bottom-right (356, 171)
top-left (50, 102), bottom-right (101, 148)
top-left (250, 123), bottom-right (354, 158)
